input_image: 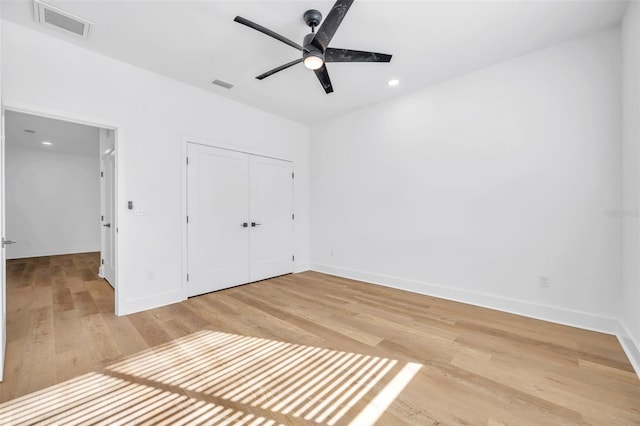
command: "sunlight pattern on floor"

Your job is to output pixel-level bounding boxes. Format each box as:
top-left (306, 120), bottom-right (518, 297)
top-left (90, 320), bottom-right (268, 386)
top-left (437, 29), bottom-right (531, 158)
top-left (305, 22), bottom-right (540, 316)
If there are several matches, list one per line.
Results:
top-left (0, 330), bottom-right (421, 425)
top-left (0, 372), bottom-right (273, 425)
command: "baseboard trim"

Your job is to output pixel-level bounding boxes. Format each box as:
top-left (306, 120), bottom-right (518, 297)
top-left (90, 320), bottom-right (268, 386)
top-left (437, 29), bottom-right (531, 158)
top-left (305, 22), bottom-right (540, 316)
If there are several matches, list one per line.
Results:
top-left (7, 247), bottom-right (101, 260)
top-left (294, 262), bottom-right (311, 274)
top-left (120, 290), bottom-right (183, 316)
top-left (618, 321), bottom-right (640, 377)
top-left (310, 263), bottom-right (640, 378)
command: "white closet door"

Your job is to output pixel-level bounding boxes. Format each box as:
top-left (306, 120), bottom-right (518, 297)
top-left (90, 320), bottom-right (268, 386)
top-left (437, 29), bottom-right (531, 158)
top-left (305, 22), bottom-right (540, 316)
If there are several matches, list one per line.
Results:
top-left (187, 144), bottom-right (250, 297)
top-left (249, 155), bottom-right (293, 282)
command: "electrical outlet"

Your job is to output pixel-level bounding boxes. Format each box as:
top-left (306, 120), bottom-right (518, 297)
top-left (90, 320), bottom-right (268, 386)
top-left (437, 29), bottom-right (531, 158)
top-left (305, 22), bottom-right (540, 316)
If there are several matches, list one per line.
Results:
top-left (330, 248), bottom-right (335, 256)
top-left (539, 275), bottom-right (549, 288)
top-left (147, 271), bottom-right (155, 280)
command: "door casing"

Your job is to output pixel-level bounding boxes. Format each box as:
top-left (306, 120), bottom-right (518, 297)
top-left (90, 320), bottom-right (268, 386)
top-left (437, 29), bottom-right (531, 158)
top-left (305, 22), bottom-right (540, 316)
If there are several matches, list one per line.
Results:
top-left (1, 102), bottom-right (120, 318)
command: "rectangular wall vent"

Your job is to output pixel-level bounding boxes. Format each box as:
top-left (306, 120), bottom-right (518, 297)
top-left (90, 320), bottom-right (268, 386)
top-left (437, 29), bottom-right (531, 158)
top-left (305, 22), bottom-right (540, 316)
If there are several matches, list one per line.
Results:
top-left (212, 79), bottom-right (234, 89)
top-left (33, 0), bottom-right (92, 39)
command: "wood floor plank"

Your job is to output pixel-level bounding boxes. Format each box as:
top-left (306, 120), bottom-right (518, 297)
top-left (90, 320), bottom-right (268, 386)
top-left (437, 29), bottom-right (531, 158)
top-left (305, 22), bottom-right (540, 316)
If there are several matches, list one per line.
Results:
top-left (0, 254), bottom-right (638, 426)
top-left (53, 288), bottom-right (75, 312)
top-left (55, 349), bottom-right (92, 384)
top-left (53, 309), bottom-right (86, 355)
top-left (82, 312), bottom-right (122, 364)
top-left (0, 339), bottom-right (25, 402)
top-left (100, 313), bottom-right (149, 356)
top-left (232, 285), bottom-right (384, 347)
top-left (14, 306), bottom-right (56, 396)
top-left (128, 311), bottom-right (173, 348)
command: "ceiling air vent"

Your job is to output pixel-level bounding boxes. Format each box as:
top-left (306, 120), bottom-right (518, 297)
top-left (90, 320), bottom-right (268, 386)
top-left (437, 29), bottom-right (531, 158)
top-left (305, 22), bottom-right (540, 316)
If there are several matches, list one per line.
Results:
top-left (212, 79), bottom-right (234, 90)
top-left (33, 0), bottom-right (92, 39)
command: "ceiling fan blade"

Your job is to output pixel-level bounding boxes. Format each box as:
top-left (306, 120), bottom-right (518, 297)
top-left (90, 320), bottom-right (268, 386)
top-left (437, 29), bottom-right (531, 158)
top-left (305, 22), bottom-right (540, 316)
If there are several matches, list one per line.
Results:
top-left (256, 58), bottom-right (303, 80)
top-left (234, 16), bottom-right (303, 51)
top-left (311, 0), bottom-right (354, 51)
top-left (314, 64), bottom-right (334, 94)
top-left (325, 48), bottom-right (392, 63)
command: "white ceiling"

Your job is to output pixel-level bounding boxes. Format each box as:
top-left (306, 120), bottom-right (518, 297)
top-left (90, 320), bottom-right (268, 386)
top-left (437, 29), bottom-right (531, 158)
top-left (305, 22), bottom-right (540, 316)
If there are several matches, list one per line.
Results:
top-left (5, 110), bottom-right (100, 156)
top-left (0, 0), bottom-right (629, 124)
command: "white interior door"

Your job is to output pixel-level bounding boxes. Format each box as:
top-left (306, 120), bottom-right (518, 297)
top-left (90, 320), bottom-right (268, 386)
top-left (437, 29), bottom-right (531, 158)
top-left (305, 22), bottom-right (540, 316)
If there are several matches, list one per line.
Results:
top-left (249, 155), bottom-right (294, 282)
top-left (101, 150), bottom-right (115, 287)
top-left (187, 143), bottom-right (250, 297)
top-left (0, 110), bottom-right (6, 381)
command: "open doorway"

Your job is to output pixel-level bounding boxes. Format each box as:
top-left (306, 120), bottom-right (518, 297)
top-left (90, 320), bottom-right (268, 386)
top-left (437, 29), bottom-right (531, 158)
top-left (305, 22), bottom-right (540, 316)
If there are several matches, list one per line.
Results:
top-left (0, 106), bottom-right (118, 386)
top-left (3, 109), bottom-right (116, 303)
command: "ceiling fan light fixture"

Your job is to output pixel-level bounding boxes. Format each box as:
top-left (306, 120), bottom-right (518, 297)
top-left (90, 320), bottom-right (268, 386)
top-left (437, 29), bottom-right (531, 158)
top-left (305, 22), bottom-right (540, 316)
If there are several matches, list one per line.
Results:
top-left (303, 50), bottom-right (324, 70)
top-left (234, 1), bottom-right (392, 94)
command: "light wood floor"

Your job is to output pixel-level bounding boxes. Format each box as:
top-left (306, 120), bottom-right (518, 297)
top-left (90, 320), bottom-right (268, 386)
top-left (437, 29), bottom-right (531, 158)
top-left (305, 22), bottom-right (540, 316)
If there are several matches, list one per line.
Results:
top-left (0, 253), bottom-right (638, 425)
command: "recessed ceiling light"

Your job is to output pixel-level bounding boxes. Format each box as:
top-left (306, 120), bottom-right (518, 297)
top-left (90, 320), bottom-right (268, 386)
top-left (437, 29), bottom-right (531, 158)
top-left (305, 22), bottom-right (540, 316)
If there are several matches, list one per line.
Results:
top-left (387, 79), bottom-right (400, 87)
top-left (42, 141), bottom-right (53, 146)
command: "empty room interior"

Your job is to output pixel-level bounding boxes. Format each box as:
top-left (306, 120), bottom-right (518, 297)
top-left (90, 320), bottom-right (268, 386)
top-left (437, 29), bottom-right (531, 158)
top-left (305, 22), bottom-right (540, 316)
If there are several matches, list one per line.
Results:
top-left (0, 0), bottom-right (639, 424)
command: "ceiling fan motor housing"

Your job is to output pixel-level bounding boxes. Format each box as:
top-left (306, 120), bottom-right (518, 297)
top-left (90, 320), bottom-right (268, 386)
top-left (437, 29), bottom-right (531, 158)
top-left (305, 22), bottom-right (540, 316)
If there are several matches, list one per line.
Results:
top-left (303, 33), bottom-right (317, 49)
top-left (302, 32), bottom-right (324, 69)
top-left (303, 33), bottom-right (324, 64)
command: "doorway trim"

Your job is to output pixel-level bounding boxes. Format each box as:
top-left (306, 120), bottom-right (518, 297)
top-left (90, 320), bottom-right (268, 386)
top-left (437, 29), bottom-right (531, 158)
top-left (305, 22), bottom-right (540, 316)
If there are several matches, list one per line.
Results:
top-left (2, 100), bottom-right (121, 315)
top-left (180, 135), bottom-right (295, 301)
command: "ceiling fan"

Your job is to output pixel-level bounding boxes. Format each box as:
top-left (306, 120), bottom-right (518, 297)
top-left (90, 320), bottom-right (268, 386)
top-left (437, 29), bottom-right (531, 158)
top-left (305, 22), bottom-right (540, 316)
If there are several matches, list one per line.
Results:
top-left (234, 0), bottom-right (392, 94)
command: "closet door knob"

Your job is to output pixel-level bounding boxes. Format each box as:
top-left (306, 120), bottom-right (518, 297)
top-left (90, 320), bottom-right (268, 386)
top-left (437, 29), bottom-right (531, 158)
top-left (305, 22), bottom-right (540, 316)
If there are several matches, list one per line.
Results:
top-left (241, 222), bottom-right (248, 228)
top-left (251, 222), bottom-right (261, 227)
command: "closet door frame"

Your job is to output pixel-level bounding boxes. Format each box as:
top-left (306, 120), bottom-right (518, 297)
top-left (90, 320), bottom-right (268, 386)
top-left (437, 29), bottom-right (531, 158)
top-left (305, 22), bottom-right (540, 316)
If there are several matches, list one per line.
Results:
top-left (180, 136), bottom-right (295, 300)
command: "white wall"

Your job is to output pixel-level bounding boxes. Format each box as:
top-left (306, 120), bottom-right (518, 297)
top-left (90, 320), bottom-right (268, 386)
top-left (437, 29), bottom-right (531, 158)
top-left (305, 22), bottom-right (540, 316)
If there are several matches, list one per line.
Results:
top-left (5, 144), bottom-right (100, 259)
top-left (1, 21), bottom-right (310, 315)
top-left (311, 28), bottom-right (622, 332)
top-left (621, 1), bottom-right (640, 371)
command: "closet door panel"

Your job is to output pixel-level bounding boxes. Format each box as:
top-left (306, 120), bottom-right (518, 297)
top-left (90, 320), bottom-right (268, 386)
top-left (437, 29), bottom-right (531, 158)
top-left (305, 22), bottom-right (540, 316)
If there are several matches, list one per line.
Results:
top-left (249, 155), bottom-right (294, 282)
top-left (187, 144), bottom-right (250, 297)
